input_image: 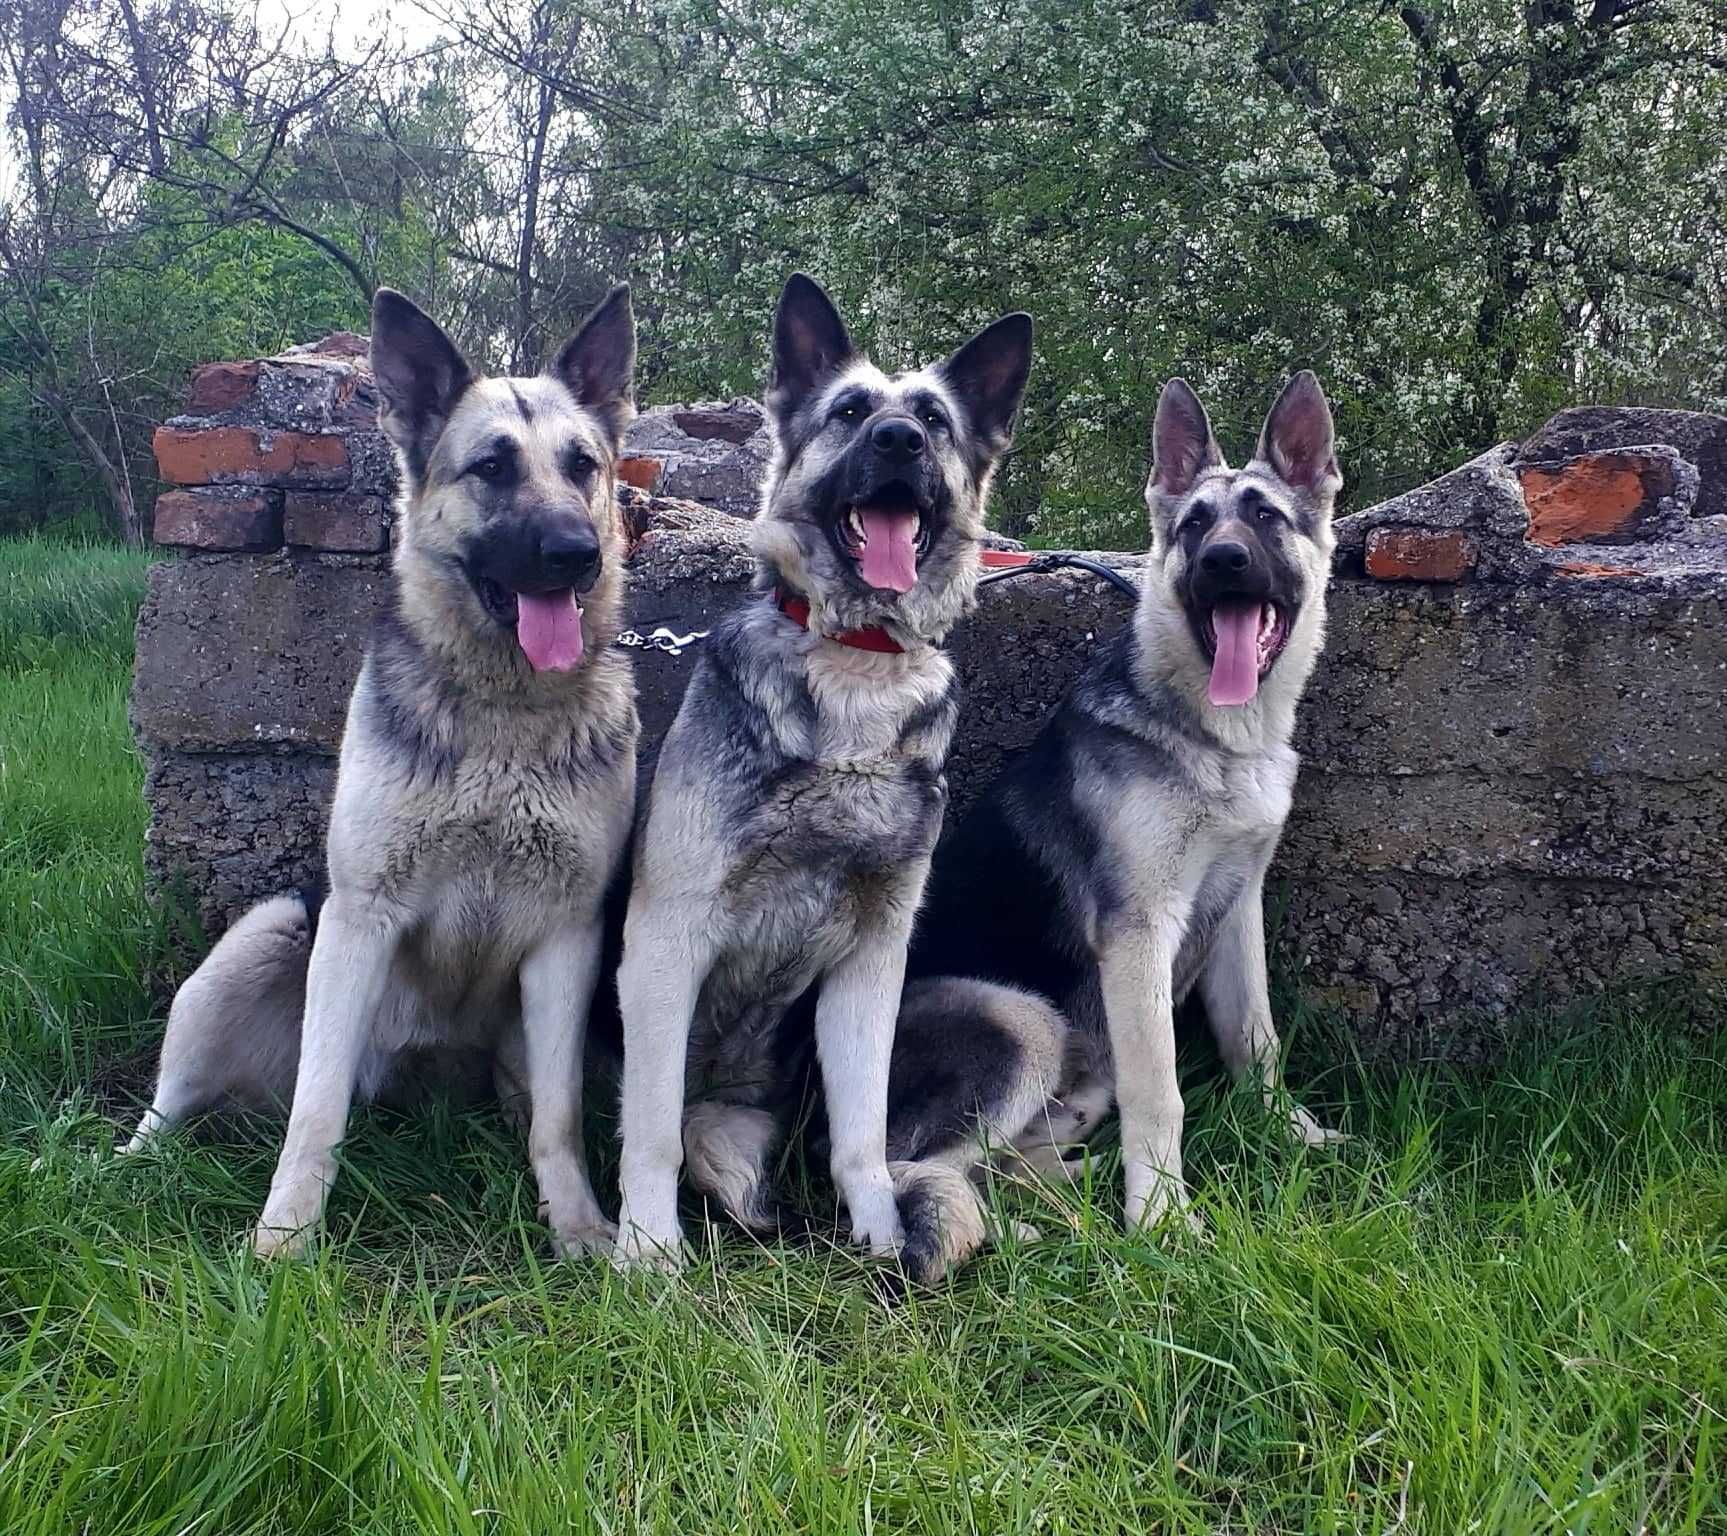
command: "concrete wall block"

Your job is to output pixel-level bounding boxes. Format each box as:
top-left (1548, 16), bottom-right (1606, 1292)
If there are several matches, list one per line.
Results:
top-left (131, 552), bottom-right (389, 753)
top-left (1300, 580), bottom-right (1727, 779)
top-left (145, 751), bottom-right (338, 934)
top-left (1274, 870), bottom-right (1725, 1052)
top-left (1283, 767), bottom-right (1727, 884)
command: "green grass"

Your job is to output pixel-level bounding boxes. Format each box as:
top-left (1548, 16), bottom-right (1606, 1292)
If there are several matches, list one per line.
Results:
top-left (0, 534), bottom-right (1723, 1534)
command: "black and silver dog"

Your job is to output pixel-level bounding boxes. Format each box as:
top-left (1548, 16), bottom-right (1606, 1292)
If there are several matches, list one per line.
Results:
top-left (881, 371), bottom-right (1349, 1276)
top-left (611, 274), bottom-right (1037, 1271)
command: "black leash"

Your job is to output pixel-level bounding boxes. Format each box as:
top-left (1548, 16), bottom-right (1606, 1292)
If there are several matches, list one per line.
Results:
top-left (978, 551), bottom-right (1141, 601)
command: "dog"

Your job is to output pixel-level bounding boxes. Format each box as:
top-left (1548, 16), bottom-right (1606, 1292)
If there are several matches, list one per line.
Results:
top-left (609, 273), bottom-right (1034, 1272)
top-left (121, 284), bottom-right (641, 1260)
top-left (881, 370), bottom-right (1348, 1271)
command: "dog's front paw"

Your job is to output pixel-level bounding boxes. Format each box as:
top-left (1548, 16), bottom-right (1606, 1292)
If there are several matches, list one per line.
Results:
top-left (1123, 1173), bottom-right (1203, 1239)
top-left (849, 1214), bottom-right (906, 1260)
top-left (1286, 1103), bottom-right (1350, 1149)
top-left (250, 1220), bottom-right (314, 1261)
top-left (550, 1217), bottom-right (619, 1261)
top-left (610, 1222), bottom-right (687, 1276)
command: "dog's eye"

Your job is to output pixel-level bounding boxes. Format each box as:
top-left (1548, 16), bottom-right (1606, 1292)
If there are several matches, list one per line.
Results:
top-left (1254, 504), bottom-right (1282, 525)
top-left (564, 450), bottom-right (594, 479)
top-left (471, 457), bottom-right (505, 482)
top-left (835, 404), bottom-right (862, 421)
top-left (921, 409), bottom-right (946, 429)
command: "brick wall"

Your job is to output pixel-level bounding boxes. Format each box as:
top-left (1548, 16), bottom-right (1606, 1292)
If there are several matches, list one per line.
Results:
top-left (132, 336), bottom-right (1727, 1055)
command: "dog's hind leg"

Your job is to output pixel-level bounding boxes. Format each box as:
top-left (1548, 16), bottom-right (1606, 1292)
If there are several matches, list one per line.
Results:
top-left (1012, 1054), bottom-right (1114, 1185)
top-left (886, 978), bottom-right (1066, 1284)
top-left (1199, 876), bottom-right (1345, 1149)
top-left (121, 894), bottom-right (313, 1154)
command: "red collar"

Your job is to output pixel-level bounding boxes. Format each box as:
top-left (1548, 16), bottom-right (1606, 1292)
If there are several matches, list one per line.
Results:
top-left (773, 588), bottom-right (904, 654)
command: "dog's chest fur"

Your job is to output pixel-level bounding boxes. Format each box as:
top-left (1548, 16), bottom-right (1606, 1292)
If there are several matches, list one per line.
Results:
top-left (655, 602), bottom-right (955, 1040)
top-left (1123, 740), bottom-right (1297, 999)
top-left (328, 658), bottom-right (635, 1031)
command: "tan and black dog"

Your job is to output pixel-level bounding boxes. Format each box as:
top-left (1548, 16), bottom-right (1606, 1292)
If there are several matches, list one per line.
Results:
top-left (122, 285), bottom-right (640, 1260)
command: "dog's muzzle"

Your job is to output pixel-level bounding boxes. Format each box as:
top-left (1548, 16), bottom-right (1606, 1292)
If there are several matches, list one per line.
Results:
top-left (463, 516), bottom-right (601, 674)
top-left (1185, 540), bottom-right (1292, 708)
top-left (832, 419), bottom-right (939, 595)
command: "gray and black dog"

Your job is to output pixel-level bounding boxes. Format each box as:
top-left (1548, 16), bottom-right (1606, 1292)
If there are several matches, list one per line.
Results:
top-left (883, 371), bottom-right (1350, 1275)
top-left (122, 285), bottom-right (640, 1260)
top-left (611, 274), bottom-right (1037, 1273)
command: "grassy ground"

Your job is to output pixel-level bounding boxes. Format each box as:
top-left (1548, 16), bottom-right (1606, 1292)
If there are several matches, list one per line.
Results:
top-left (0, 535), bottom-right (1723, 1534)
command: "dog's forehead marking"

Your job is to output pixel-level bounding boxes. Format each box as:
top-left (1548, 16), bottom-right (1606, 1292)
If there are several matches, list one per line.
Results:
top-left (1233, 464), bottom-right (1297, 515)
top-left (819, 359), bottom-right (959, 418)
top-left (440, 376), bottom-right (608, 474)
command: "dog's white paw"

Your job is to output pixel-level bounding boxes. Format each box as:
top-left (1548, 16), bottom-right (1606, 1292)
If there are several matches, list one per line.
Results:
top-left (1287, 1104), bottom-right (1350, 1149)
top-left (849, 1217), bottom-right (906, 1261)
top-left (1123, 1177), bottom-right (1203, 1239)
top-left (250, 1220), bottom-right (314, 1261)
top-left (550, 1218), bottom-right (618, 1261)
top-left (610, 1224), bottom-right (688, 1276)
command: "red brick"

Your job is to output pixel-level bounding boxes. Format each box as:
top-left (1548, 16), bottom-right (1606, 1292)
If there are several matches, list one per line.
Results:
top-left (284, 492), bottom-right (389, 552)
top-left (187, 361), bottom-right (261, 414)
top-left (302, 331), bottom-right (369, 359)
top-left (153, 489), bottom-right (281, 551)
top-left (618, 455), bottom-right (664, 491)
top-left (1520, 451), bottom-right (1676, 546)
top-left (672, 407), bottom-right (761, 444)
top-left (153, 426), bottom-right (349, 488)
top-left (1364, 527), bottom-right (1478, 582)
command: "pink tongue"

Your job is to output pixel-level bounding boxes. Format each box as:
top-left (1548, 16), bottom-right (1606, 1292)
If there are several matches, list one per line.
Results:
top-left (856, 505), bottom-right (920, 593)
top-left (515, 591), bottom-right (585, 673)
top-left (1208, 603), bottom-right (1261, 707)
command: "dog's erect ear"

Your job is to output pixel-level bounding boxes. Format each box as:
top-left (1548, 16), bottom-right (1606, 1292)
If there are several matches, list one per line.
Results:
top-left (1256, 370), bottom-right (1341, 499)
top-left (768, 273), bottom-right (857, 420)
top-left (371, 288), bottom-right (475, 478)
top-left (1146, 378), bottom-right (1225, 504)
top-left (939, 312), bottom-right (1033, 455)
top-left (547, 283), bottom-right (636, 446)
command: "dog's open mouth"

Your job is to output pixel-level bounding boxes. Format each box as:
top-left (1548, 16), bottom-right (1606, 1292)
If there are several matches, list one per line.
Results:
top-left (1201, 601), bottom-right (1289, 707)
top-left (471, 571), bottom-right (585, 673)
top-left (838, 491), bottom-right (932, 594)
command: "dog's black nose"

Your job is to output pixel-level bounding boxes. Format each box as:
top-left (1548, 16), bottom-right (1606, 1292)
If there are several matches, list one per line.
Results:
top-left (871, 417), bottom-right (926, 462)
top-left (539, 526), bottom-right (602, 589)
top-left (1200, 541), bottom-right (1251, 577)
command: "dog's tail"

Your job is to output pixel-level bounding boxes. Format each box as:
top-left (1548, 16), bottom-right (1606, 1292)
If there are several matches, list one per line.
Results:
top-left (682, 1102), bottom-right (831, 1241)
top-left (891, 1159), bottom-right (987, 1287)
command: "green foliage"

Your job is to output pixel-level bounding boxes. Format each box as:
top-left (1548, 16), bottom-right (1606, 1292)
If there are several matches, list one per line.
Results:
top-left (2, 0), bottom-right (1723, 544)
top-left (602, 0), bottom-right (1727, 533)
top-left (0, 534), bottom-right (1724, 1532)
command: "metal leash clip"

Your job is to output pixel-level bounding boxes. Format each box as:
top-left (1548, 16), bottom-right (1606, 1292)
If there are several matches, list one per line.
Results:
top-left (615, 624), bottom-right (710, 657)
